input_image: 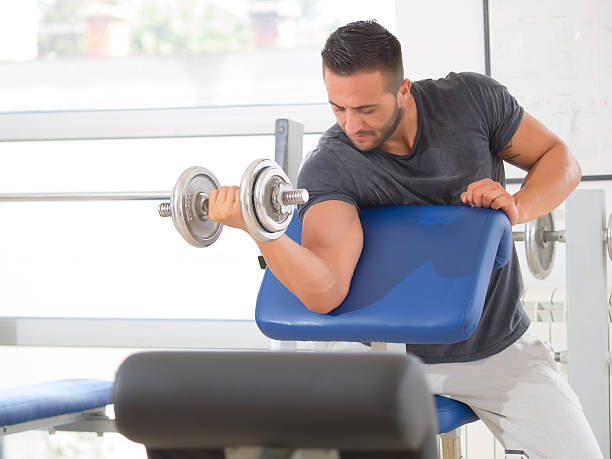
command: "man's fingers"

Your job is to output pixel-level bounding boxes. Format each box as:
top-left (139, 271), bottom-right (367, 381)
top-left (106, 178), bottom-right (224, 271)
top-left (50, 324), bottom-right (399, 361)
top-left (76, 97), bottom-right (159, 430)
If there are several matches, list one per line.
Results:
top-left (463, 178), bottom-right (492, 205)
top-left (478, 188), bottom-right (506, 208)
top-left (465, 182), bottom-right (505, 208)
top-left (233, 188), bottom-right (241, 210)
top-left (208, 186), bottom-right (244, 229)
top-left (490, 195), bottom-right (511, 210)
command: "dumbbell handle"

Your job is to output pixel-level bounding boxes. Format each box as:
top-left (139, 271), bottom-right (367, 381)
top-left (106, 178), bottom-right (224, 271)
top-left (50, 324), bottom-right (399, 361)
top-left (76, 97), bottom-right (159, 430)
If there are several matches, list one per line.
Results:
top-left (157, 188), bottom-right (309, 219)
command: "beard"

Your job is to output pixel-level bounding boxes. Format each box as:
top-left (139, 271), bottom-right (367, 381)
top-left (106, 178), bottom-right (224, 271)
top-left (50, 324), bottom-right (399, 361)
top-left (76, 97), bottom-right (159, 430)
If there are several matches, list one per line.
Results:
top-left (345, 103), bottom-right (404, 152)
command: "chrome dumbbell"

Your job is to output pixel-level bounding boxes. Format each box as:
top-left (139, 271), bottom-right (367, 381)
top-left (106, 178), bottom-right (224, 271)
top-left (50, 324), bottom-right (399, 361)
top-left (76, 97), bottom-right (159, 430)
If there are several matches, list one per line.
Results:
top-left (159, 159), bottom-right (309, 247)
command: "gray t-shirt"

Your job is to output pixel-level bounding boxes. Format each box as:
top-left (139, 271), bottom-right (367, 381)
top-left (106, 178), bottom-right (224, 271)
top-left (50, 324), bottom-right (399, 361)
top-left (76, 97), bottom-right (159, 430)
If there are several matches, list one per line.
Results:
top-left (296, 71), bottom-right (529, 364)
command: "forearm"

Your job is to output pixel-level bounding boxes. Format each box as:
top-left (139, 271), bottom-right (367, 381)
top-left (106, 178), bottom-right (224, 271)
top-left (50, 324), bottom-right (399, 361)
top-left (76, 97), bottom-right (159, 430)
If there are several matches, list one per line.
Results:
top-left (513, 142), bottom-right (581, 223)
top-left (252, 234), bottom-right (347, 314)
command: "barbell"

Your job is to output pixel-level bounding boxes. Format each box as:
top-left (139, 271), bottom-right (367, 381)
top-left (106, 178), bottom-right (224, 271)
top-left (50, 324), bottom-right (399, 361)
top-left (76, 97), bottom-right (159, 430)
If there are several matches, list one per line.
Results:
top-left (0, 158), bottom-right (309, 248)
top-left (513, 212), bottom-right (612, 279)
top-left (513, 213), bottom-right (564, 279)
top-left (1, 168), bottom-right (610, 275)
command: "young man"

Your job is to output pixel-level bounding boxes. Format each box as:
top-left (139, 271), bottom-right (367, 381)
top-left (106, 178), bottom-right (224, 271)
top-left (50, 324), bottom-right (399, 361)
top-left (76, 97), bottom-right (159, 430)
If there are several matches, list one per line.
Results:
top-left (209, 21), bottom-right (602, 458)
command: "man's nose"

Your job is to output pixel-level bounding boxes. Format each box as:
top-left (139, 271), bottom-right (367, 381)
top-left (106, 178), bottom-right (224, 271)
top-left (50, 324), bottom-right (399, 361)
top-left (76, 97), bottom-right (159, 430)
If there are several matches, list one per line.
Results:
top-left (344, 110), bottom-right (364, 135)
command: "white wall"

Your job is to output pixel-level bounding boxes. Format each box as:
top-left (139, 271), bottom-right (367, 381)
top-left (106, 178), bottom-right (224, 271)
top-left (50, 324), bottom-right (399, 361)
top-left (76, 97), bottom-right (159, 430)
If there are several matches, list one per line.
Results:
top-left (491, 0), bottom-right (612, 177)
top-left (395, 0), bottom-right (485, 81)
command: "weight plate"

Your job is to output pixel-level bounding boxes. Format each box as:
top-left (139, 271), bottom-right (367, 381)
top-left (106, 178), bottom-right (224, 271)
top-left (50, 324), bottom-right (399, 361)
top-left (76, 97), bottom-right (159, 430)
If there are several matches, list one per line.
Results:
top-left (253, 166), bottom-right (292, 233)
top-left (240, 159), bottom-right (290, 242)
top-left (170, 166), bottom-right (223, 248)
top-left (524, 213), bottom-right (555, 279)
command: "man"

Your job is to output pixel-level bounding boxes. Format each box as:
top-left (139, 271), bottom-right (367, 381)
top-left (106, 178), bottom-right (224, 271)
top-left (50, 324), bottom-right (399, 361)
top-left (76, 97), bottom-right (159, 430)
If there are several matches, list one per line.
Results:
top-left (209, 20), bottom-right (602, 458)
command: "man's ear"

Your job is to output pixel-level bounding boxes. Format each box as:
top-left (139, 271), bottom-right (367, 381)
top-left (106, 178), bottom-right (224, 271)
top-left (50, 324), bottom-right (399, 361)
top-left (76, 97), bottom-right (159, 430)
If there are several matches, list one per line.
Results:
top-left (397, 78), bottom-right (411, 104)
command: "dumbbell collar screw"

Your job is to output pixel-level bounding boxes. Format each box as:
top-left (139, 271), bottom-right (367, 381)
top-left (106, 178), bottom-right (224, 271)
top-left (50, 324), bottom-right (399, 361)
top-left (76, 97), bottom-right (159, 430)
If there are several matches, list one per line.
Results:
top-left (158, 202), bottom-right (171, 217)
top-left (272, 184), bottom-right (309, 215)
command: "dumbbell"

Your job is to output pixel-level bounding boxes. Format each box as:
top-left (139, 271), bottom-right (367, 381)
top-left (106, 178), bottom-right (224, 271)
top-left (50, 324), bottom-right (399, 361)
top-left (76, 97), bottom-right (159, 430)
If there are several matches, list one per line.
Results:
top-left (158, 158), bottom-right (309, 247)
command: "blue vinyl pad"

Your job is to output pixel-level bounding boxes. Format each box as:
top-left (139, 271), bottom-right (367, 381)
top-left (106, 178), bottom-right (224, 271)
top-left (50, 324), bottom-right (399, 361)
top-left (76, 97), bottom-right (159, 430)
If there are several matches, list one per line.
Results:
top-left (435, 395), bottom-right (479, 433)
top-left (0, 379), bottom-right (113, 428)
top-left (256, 205), bottom-right (512, 344)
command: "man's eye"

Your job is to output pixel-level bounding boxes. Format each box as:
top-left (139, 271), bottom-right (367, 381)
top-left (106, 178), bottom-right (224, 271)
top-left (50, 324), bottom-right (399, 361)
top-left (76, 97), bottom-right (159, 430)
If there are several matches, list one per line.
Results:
top-left (362, 109), bottom-right (375, 115)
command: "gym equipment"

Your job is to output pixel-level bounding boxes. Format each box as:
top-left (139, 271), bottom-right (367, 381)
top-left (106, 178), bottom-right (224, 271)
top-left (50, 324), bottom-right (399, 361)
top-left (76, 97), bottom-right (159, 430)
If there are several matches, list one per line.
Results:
top-left (608, 213), bottom-right (612, 261)
top-left (114, 352), bottom-right (439, 459)
top-left (0, 158), bottom-right (309, 247)
top-left (158, 159), bottom-right (308, 246)
top-left (2, 167), bottom-right (608, 272)
top-left (513, 213), bottom-right (565, 279)
top-left (0, 379), bottom-right (114, 436)
top-left (257, 205), bottom-right (513, 344)
top-left (157, 166), bottom-right (223, 247)
top-left (513, 211), bottom-right (612, 279)
top-left (565, 190), bottom-right (611, 457)
top-left (239, 159), bottom-right (309, 243)
top-left (513, 211), bottom-right (612, 280)
top-left (256, 206), bottom-right (527, 459)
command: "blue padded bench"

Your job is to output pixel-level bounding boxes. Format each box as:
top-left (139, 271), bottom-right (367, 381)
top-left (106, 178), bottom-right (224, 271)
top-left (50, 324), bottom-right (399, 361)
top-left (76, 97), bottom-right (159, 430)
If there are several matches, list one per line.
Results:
top-left (435, 395), bottom-right (479, 434)
top-left (256, 205), bottom-right (512, 435)
top-left (0, 379), bottom-right (114, 435)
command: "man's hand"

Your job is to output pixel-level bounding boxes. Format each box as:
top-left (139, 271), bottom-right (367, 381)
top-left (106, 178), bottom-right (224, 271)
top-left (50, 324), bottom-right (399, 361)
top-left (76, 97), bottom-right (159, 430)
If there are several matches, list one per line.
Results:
top-left (460, 178), bottom-right (520, 225)
top-left (208, 186), bottom-right (248, 232)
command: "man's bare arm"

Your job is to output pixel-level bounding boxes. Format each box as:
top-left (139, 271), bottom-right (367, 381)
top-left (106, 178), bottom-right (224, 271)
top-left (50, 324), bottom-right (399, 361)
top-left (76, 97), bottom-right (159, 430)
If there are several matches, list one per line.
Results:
top-left (461, 111), bottom-right (581, 225)
top-left (254, 200), bottom-right (363, 314)
top-left (499, 111), bottom-right (582, 223)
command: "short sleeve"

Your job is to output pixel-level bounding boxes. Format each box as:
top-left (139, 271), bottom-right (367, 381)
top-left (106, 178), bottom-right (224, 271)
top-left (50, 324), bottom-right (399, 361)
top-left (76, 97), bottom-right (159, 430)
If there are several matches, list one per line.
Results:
top-left (296, 147), bottom-right (359, 222)
top-left (461, 72), bottom-right (524, 155)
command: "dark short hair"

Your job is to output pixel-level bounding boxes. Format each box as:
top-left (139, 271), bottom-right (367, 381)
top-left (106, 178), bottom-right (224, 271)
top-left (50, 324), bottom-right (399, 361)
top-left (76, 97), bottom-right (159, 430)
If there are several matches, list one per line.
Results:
top-left (321, 20), bottom-right (404, 93)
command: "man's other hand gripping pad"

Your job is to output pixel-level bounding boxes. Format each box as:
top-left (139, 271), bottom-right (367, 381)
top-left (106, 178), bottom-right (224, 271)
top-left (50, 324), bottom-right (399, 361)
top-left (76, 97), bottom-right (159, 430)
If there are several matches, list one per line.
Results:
top-left (256, 206), bottom-right (512, 344)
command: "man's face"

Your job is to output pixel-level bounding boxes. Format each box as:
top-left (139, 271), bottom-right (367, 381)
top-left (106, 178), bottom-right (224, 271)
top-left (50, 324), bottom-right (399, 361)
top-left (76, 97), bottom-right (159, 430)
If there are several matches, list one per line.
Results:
top-left (323, 69), bottom-right (403, 151)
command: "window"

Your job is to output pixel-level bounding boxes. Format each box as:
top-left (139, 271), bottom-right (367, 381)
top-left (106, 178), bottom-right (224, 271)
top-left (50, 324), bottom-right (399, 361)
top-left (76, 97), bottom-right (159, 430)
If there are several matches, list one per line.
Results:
top-left (0, 0), bottom-right (396, 111)
top-left (0, 134), bottom-right (321, 319)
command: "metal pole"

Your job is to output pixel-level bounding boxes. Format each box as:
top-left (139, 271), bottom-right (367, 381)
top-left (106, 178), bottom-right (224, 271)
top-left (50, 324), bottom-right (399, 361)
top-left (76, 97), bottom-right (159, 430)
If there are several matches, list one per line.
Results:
top-left (483, 0), bottom-right (491, 77)
top-left (0, 192), bottom-right (170, 201)
top-left (269, 119), bottom-right (304, 351)
top-left (566, 189), bottom-right (610, 458)
top-left (274, 118), bottom-right (304, 186)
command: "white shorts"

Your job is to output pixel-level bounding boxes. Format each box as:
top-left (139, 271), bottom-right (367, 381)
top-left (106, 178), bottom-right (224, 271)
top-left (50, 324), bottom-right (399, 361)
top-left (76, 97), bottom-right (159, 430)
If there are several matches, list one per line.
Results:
top-left (425, 331), bottom-right (604, 459)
